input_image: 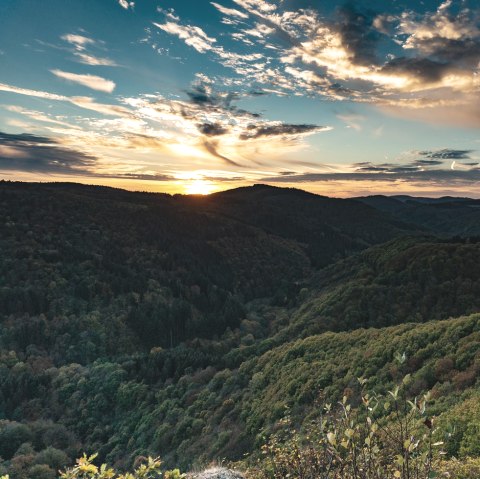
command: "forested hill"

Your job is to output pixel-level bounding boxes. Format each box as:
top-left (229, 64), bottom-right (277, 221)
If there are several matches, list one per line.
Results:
top-left (356, 194), bottom-right (480, 236)
top-left (282, 236), bottom-right (480, 339)
top-left (0, 181), bottom-right (412, 358)
top-left (0, 181), bottom-right (479, 478)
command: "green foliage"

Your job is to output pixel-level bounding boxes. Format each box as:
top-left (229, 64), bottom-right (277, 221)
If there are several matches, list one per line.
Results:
top-left (0, 182), bottom-right (479, 475)
top-left (255, 372), bottom-right (442, 479)
top-left (60, 454), bottom-right (166, 479)
top-left (285, 237), bottom-right (480, 337)
top-left (358, 195), bottom-right (480, 237)
top-left (435, 457), bottom-right (480, 479)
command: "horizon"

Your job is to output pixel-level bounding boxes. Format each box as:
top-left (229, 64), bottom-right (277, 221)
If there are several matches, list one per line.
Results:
top-left (1, 0), bottom-right (479, 197)
top-left (2, 178), bottom-right (479, 200)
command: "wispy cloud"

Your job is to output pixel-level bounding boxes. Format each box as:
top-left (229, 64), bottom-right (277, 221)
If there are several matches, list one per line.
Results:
top-left (51, 70), bottom-right (116, 93)
top-left (121, 79), bottom-right (332, 167)
top-left (337, 113), bottom-right (366, 131)
top-left (153, 1), bottom-right (480, 127)
top-left (61, 34), bottom-right (95, 50)
top-left (211, 2), bottom-right (249, 19)
top-left (0, 82), bottom-right (128, 116)
top-left (153, 22), bottom-right (216, 53)
top-left (61, 33), bottom-right (118, 66)
top-left (0, 74), bottom-right (331, 174)
top-left (118, 0), bottom-right (134, 10)
top-left (261, 148), bottom-right (480, 187)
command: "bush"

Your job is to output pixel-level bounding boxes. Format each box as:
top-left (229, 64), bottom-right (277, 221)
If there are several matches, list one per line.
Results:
top-left (59, 454), bottom-right (184, 479)
top-left (254, 367), bottom-right (446, 479)
top-left (436, 457), bottom-right (480, 479)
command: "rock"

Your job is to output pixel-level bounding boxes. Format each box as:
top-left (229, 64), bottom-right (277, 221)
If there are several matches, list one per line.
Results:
top-left (187, 466), bottom-right (245, 479)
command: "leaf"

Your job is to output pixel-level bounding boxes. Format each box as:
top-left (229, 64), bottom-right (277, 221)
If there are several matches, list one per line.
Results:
top-left (327, 432), bottom-right (337, 446)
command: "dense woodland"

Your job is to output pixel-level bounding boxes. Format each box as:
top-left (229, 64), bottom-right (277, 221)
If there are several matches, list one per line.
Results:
top-left (0, 181), bottom-right (479, 478)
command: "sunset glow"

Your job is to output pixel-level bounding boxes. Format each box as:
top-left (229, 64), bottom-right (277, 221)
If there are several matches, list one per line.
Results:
top-left (0, 0), bottom-right (479, 196)
top-left (184, 179), bottom-right (215, 195)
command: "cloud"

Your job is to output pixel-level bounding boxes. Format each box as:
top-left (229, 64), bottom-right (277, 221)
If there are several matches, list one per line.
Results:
top-left (418, 149), bottom-right (474, 160)
top-left (154, 22), bottom-right (216, 53)
top-left (197, 123), bottom-right (229, 136)
top-left (0, 82), bottom-right (130, 116)
top-left (211, 2), bottom-right (249, 19)
top-left (398, 2), bottom-right (480, 67)
top-left (260, 149), bottom-right (480, 187)
top-left (61, 33), bottom-right (117, 66)
top-left (202, 140), bottom-right (242, 167)
top-left (121, 79), bottom-right (332, 167)
top-left (51, 70), bottom-right (116, 93)
top-left (61, 34), bottom-right (95, 50)
top-left (3, 105), bottom-right (81, 130)
top-left (337, 113), bottom-right (366, 131)
top-left (154, 0), bottom-right (480, 127)
top-left (118, 0), bottom-right (134, 10)
top-left (0, 82), bottom-right (68, 101)
top-left (336, 4), bottom-right (380, 66)
top-left (74, 52), bottom-right (117, 67)
top-left (239, 123), bottom-right (330, 140)
top-left (0, 131), bottom-right (97, 174)
top-left (261, 169), bottom-right (480, 185)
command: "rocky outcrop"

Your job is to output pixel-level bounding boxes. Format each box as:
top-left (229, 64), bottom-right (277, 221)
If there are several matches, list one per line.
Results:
top-left (187, 467), bottom-right (245, 479)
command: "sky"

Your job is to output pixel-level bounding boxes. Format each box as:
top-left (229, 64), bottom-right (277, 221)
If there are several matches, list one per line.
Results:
top-left (0, 0), bottom-right (479, 197)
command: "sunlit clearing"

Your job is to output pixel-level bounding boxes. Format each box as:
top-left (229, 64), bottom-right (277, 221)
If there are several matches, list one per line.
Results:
top-left (184, 179), bottom-right (215, 195)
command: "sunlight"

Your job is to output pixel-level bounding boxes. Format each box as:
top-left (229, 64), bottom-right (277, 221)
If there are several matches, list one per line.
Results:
top-left (184, 179), bottom-right (215, 195)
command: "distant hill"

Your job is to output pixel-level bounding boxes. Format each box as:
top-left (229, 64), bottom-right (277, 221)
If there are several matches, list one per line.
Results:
top-left (282, 236), bottom-right (480, 339)
top-left (0, 181), bottom-right (413, 354)
top-left (356, 194), bottom-right (480, 236)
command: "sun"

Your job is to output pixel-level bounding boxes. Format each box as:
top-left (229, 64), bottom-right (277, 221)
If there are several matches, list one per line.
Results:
top-left (184, 179), bottom-right (215, 195)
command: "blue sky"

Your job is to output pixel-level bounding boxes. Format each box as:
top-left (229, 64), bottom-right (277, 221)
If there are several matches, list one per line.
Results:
top-left (0, 0), bottom-right (479, 196)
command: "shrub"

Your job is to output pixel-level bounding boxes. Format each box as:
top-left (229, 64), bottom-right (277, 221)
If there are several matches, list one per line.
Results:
top-left (59, 454), bottom-right (184, 479)
top-left (254, 365), bottom-right (446, 479)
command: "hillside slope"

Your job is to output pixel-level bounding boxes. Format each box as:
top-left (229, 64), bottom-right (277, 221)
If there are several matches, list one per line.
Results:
top-left (279, 236), bottom-right (480, 339)
top-left (0, 182), bottom-right (479, 478)
top-left (356, 195), bottom-right (480, 237)
top-left (0, 181), bottom-right (413, 358)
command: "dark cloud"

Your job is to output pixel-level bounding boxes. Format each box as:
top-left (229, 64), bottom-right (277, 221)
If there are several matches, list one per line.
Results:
top-left (419, 149), bottom-right (473, 160)
top-left (0, 131), bottom-right (97, 174)
top-left (197, 122), bottom-right (229, 136)
top-left (239, 123), bottom-right (324, 140)
top-left (0, 132), bottom-right (56, 145)
top-left (202, 140), bottom-right (242, 167)
top-left (337, 4), bottom-right (380, 65)
top-left (109, 173), bottom-right (175, 181)
top-left (381, 57), bottom-right (449, 83)
top-left (262, 150), bottom-right (480, 185)
top-left (182, 84), bottom-right (261, 119)
top-left (356, 165), bottom-right (391, 172)
top-left (261, 169), bottom-right (480, 184)
top-left (202, 175), bottom-right (245, 182)
top-left (0, 131), bottom-right (179, 182)
top-left (186, 85), bottom-right (240, 110)
top-left (413, 159), bottom-right (444, 166)
top-left (418, 37), bottom-right (480, 67)
top-left (186, 85), bottom-right (213, 105)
